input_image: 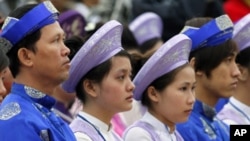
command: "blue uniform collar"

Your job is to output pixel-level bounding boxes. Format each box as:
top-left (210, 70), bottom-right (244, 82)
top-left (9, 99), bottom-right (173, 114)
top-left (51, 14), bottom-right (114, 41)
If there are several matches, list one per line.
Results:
top-left (194, 100), bottom-right (217, 120)
top-left (10, 82), bottom-right (56, 109)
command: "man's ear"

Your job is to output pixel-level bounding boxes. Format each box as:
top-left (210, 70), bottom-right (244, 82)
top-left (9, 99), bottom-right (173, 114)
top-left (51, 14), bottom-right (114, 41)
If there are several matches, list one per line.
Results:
top-left (147, 86), bottom-right (160, 102)
top-left (17, 48), bottom-right (34, 67)
top-left (189, 57), bottom-right (202, 76)
top-left (83, 79), bottom-right (98, 98)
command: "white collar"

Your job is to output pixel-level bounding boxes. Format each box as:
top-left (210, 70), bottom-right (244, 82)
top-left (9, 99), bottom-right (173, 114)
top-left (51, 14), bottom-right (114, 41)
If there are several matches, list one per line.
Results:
top-left (78, 111), bottom-right (111, 132)
top-left (230, 97), bottom-right (250, 118)
top-left (141, 111), bottom-right (175, 135)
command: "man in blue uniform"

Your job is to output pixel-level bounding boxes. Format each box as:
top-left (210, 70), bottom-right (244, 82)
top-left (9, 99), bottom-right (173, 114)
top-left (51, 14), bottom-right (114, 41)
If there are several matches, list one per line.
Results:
top-left (0, 1), bottom-right (76, 141)
top-left (177, 15), bottom-right (240, 141)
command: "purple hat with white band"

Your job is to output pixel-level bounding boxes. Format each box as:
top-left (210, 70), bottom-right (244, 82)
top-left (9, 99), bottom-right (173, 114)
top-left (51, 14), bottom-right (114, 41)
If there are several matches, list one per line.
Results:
top-left (0, 1), bottom-right (59, 53)
top-left (129, 12), bottom-right (163, 45)
top-left (62, 20), bottom-right (124, 93)
top-left (58, 10), bottom-right (86, 39)
top-left (133, 34), bottom-right (191, 100)
top-left (233, 13), bottom-right (250, 51)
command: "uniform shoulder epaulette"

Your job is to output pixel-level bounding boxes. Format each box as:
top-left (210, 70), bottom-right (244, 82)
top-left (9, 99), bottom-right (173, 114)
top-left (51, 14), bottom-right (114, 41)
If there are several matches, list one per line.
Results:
top-left (0, 102), bottom-right (21, 120)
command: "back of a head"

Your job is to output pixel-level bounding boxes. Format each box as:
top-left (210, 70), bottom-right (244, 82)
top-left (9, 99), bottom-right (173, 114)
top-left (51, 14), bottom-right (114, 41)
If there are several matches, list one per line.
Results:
top-left (185, 17), bottom-right (212, 28)
top-left (0, 48), bottom-right (9, 71)
top-left (122, 25), bottom-right (138, 51)
top-left (233, 14), bottom-right (250, 69)
top-left (236, 48), bottom-right (250, 69)
top-left (139, 37), bottom-right (162, 55)
top-left (84, 22), bottom-right (104, 41)
top-left (63, 22), bottom-right (104, 60)
top-left (64, 35), bottom-right (84, 60)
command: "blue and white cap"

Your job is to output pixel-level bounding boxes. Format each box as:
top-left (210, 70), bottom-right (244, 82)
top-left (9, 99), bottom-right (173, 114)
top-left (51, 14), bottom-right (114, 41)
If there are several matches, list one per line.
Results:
top-left (181, 14), bottom-right (234, 51)
top-left (0, 1), bottom-right (59, 52)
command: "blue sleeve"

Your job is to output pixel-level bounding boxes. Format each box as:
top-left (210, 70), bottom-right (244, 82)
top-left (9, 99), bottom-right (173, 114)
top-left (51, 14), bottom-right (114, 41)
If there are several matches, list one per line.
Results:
top-left (177, 122), bottom-right (198, 141)
top-left (213, 120), bottom-right (230, 141)
top-left (215, 98), bottom-right (229, 112)
top-left (0, 118), bottom-right (43, 141)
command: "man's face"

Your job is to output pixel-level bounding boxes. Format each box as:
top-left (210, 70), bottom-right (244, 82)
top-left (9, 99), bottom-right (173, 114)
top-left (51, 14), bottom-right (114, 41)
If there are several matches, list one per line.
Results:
top-left (30, 22), bottom-right (70, 86)
top-left (201, 53), bottom-right (240, 98)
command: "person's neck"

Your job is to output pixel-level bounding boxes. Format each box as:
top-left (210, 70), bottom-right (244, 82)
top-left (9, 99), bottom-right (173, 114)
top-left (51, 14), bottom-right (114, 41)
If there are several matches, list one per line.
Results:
top-left (195, 84), bottom-right (219, 107)
top-left (234, 83), bottom-right (250, 106)
top-left (15, 74), bottom-right (56, 95)
top-left (148, 108), bottom-right (175, 133)
top-left (83, 102), bottom-right (114, 126)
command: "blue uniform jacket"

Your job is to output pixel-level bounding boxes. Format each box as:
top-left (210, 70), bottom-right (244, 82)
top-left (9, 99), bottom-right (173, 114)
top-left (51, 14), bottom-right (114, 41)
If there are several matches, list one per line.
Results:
top-left (177, 100), bottom-right (229, 141)
top-left (0, 83), bottom-right (76, 141)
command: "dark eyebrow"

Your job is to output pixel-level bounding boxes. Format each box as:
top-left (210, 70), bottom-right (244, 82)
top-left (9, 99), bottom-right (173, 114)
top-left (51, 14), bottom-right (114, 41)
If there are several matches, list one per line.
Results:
top-left (117, 68), bottom-right (133, 75)
top-left (118, 68), bottom-right (129, 73)
top-left (183, 81), bottom-right (196, 85)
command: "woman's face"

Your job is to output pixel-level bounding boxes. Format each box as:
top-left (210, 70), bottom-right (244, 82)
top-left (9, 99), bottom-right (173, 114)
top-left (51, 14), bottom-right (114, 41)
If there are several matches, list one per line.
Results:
top-left (31, 22), bottom-right (70, 87)
top-left (153, 66), bottom-right (196, 125)
top-left (94, 56), bottom-right (135, 114)
top-left (0, 67), bottom-right (9, 103)
top-left (2, 67), bottom-right (13, 95)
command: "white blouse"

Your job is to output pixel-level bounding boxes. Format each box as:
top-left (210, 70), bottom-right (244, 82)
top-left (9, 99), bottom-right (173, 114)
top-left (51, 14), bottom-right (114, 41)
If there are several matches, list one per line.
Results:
top-left (219, 97), bottom-right (250, 125)
top-left (123, 111), bottom-right (177, 141)
top-left (74, 111), bottom-right (122, 141)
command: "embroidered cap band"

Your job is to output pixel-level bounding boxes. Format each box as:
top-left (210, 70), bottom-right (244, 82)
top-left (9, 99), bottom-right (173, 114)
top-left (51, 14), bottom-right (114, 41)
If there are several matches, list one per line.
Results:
top-left (182, 14), bottom-right (234, 51)
top-left (133, 34), bottom-right (191, 100)
top-left (62, 20), bottom-right (124, 93)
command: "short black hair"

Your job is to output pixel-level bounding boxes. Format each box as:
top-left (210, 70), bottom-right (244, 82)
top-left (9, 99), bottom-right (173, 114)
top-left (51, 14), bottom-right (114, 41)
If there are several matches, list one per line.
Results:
top-left (186, 17), bottom-right (238, 77)
top-left (0, 48), bottom-right (9, 71)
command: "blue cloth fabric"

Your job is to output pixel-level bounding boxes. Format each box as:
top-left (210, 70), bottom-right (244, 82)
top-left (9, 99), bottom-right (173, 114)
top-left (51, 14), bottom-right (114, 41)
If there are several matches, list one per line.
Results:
top-left (177, 100), bottom-right (229, 141)
top-left (215, 98), bottom-right (229, 112)
top-left (0, 83), bottom-right (76, 141)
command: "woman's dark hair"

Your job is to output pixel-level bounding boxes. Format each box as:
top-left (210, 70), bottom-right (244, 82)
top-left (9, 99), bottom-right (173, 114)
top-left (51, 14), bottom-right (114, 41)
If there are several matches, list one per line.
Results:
top-left (122, 25), bottom-right (143, 77)
top-left (6, 4), bottom-right (41, 78)
top-left (185, 17), bottom-right (213, 28)
top-left (236, 47), bottom-right (250, 69)
top-left (0, 48), bottom-right (9, 71)
top-left (122, 25), bottom-right (138, 50)
top-left (64, 35), bottom-right (84, 60)
top-left (75, 50), bottom-right (132, 103)
top-left (141, 63), bottom-right (189, 108)
top-left (65, 22), bottom-right (105, 61)
top-left (83, 22), bottom-right (104, 42)
top-left (190, 40), bottom-right (238, 77)
top-left (186, 17), bottom-right (238, 77)
top-left (139, 37), bottom-right (162, 54)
